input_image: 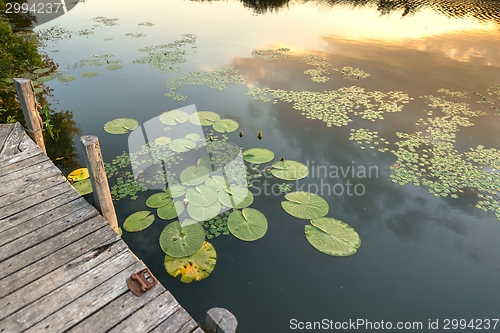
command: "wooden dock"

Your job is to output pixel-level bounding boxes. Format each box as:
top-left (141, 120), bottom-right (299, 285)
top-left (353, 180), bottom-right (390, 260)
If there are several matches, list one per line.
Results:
top-left (0, 123), bottom-right (203, 333)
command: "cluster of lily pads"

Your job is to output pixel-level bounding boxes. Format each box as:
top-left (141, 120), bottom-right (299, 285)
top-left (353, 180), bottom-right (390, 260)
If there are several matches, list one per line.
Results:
top-left (246, 86), bottom-right (412, 127)
top-left (133, 34), bottom-right (197, 73)
top-left (251, 48), bottom-right (291, 61)
top-left (165, 66), bottom-right (247, 101)
top-left (108, 109), bottom-right (361, 283)
top-left (281, 191), bottom-right (361, 256)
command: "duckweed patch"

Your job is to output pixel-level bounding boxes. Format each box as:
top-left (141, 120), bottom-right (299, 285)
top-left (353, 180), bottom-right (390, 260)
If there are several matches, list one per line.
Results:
top-left (349, 128), bottom-right (389, 151)
top-left (475, 83), bottom-right (500, 115)
top-left (247, 86), bottom-right (411, 127)
top-left (133, 35), bottom-right (196, 73)
top-left (166, 66), bottom-right (247, 101)
top-left (252, 48), bottom-right (290, 60)
top-left (302, 55), bottom-right (331, 83)
top-left (125, 33), bottom-right (147, 38)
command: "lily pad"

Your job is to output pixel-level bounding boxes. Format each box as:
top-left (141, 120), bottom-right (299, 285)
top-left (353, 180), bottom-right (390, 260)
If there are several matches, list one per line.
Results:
top-left (37, 75), bottom-right (55, 82)
top-left (180, 165), bottom-right (210, 186)
top-left (205, 175), bottom-right (227, 191)
top-left (213, 119), bottom-right (239, 133)
top-left (169, 138), bottom-right (196, 153)
top-left (271, 160), bottom-right (309, 180)
top-left (58, 75), bottom-right (76, 82)
top-left (281, 191), bottom-right (329, 219)
top-left (197, 156), bottom-right (214, 171)
top-left (33, 68), bottom-right (50, 74)
top-left (189, 111), bottom-right (220, 126)
top-left (159, 110), bottom-right (189, 125)
top-left (218, 186), bottom-right (254, 209)
top-left (187, 201), bottom-right (221, 221)
top-left (186, 185), bottom-right (218, 207)
top-left (123, 211), bottom-right (155, 232)
top-left (106, 64), bottom-right (123, 70)
top-left (227, 208), bottom-right (268, 241)
top-left (72, 179), bottom-right (93, 195)
top-left (33, 87), bottom-right (43, 94)
top-left (104, 118), bottom-right (139, 134)
top-left (146, 192), bottom-right (173, 208)
top-left (166, 185), bottom-right (186, 198)
top-left (67, 168), bottom-right (89, 182)
top-left (159, 220), bottom-right (205, 257)
top-left (305, 217), bottom-right (361, 256)
top-left (243, 148), bottom-right (275, 164)
top-left (157, 200), bottom-right (184, 220)
top-left (154, 136), bottom-right (171, 145)
top-left (185, 133), bottom-right (200, 142)
top-left (164, 241), bottom-right (216, 283)
top-left (82, 71), bottom-right (99, 78)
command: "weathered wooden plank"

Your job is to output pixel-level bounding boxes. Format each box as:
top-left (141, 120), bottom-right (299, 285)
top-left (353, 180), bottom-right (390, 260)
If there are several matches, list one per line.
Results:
top-left (0, 197), bottom-right (93, 248)
top-left (150, 307), bottom-right (199, 333)
top-left (0, 185), bottom-right (79, 229)
top-left (0, 164), bottom-right (62, 199)
top-left (0, 171), bottom-right (66, 210)
top-left (68, 283), bottom-right (168, 333)
top-left (0, 123), bottom-right (25, 157)
top-left (0, 216), bottom-right (110, 290)
top-left (0, 153), bottom-right (49, 180)
top-left (0, 180), bottom-right (76, 221)
top-left (0, 240), bottom-right (127, 321)
top-left (0, 187), bottom-right (81, 233)
top-left (0, 204), bottom-right (98, 262)
top-left (109, 290), bottom-right (182, 333)
top-left (0, 249), bottom-right (137, 333)
top-left (0, 124), bottom-right (15, 152)
top-left (0, 135), bottom-right (43, 165)
top-left (25, 260), bottom-right (158, 333)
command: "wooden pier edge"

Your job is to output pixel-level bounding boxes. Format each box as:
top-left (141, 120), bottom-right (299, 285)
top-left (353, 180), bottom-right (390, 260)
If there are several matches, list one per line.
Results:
top-left (0, 123), bottom-right (203, 333)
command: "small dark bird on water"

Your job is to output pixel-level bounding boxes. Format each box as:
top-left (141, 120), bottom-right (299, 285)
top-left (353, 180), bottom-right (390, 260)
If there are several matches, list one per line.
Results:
top-left (239, 130), bottom-right (244, 137)
top-left (258, 131), bottom-right (263, 140)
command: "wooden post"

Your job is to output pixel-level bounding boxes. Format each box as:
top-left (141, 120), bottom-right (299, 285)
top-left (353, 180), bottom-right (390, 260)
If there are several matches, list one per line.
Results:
top-left (80, 135), bottom-right (119, 234)
top-left (13, 78), bottom-right (47, 154)
top-left (205, 308), bottom-right (238, 333)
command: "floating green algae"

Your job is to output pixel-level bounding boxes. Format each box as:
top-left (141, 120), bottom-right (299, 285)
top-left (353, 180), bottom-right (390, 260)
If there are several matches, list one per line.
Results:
top-left (133, 34), bottom-right (197, 73)
top-left (252, 48), bottom-right (290, 61)
top-left (246, 86), bottom-right (412, 127)
top-left (125, 33), bottom-right (146, 38)
top-left (336, 66), bottom-right (370, 81)
top-left (475, 83), bottom-right (500, 115)
top-left (92, 16), bottom-right (119, 26)
top-left (349, 128), bottom-right (389, 152)
top-left (302, 55), bottom-right (331, 83)
top-left (166, 66), bottom-right (247, 101)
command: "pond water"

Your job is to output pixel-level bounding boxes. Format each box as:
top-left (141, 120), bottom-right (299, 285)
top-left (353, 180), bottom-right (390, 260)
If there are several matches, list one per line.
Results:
top-left (11, 0), bottom-right (500, 331)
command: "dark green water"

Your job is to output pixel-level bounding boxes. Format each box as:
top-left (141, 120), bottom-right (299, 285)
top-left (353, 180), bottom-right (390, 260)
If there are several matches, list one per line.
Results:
top-left (8, 0), bottom-right (500, 332)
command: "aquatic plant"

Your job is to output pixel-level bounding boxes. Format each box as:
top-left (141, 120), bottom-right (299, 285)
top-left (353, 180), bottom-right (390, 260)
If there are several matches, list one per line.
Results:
top-left (252, 48), bottom-right (290, 61)
top-left (349, 128), bottom-right (389, 151)
top-left (475, 83), bottom-right (500, 115)
top-left (164, 241), bottom-right (216, 283)
top-left (160, 220), bottom-right (206, 258)
top-left (165, 66), bottom-right (246, 101)
top-left (271, 160), bottom-right (309, 180)
top-left (302, 55), bottom-right (331, 83)
top-left (227, 208), bottom-right (268, 241)
top-left (125, 33), bottom-right (146, 38)
top-left (123, 211), bottom-right (155, 232)
top-left (133, 34), bottom-right (197, 73)
top-left (243, 148), bottom-right (275, 164)
top-left (305, 217), bottom-right (361, 256)
top-left (277, 183), bottom-right (292, 193)
top-left (336, 66), bottom-right (370, 81)
top-left (281, 191), bottom-right (329, 219)
top-left (103, 118), bottom-right (139, 134)
top-left (246, 86), bottom-right (411, 127)
top-left (202, 211), bottom-right (231, 239)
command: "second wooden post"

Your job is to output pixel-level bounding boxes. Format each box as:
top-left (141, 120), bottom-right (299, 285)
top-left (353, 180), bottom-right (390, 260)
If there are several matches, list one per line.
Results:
top-left (80, 135), bottom-right (119, 234)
